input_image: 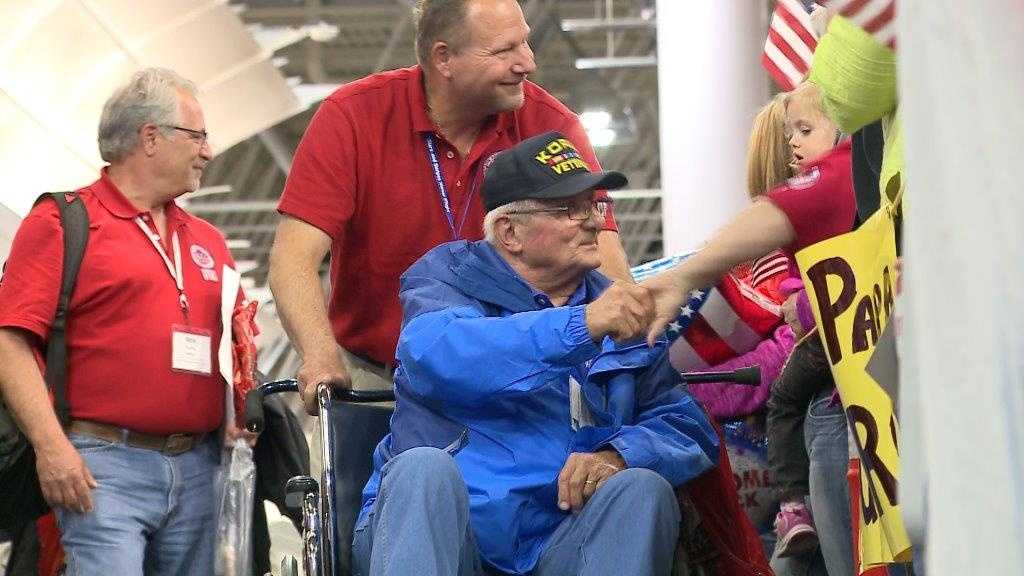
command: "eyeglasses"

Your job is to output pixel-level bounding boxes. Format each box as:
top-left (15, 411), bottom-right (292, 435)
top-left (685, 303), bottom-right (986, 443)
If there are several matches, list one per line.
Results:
top-left (505, 199), bottom-right (613, 221)
top-left (162, 125), bottom-right (209, 145)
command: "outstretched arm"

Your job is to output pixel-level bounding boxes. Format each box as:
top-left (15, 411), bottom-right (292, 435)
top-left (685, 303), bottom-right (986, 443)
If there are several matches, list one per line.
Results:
top-left (643, 200), bottom-right (795, 344)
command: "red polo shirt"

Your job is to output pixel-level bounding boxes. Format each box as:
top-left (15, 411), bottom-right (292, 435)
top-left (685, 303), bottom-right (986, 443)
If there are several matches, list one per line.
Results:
top-left (766, 140), bottom-right (856, 278)
top-left (279, 65), bottom-right (618, 365)
top-left (0, 172), bottom-right (234, 435)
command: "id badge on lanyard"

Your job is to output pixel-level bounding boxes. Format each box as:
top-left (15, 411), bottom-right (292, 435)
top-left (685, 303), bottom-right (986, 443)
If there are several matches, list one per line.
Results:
top-left (135, 217), bottom-right (212, 376)
top-left (171, 324), bottom-right (212, 375)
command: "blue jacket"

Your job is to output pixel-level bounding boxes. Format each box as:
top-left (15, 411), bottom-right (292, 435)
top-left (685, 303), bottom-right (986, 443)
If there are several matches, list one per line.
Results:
top-left (360, 240), bottom-right (719, 575)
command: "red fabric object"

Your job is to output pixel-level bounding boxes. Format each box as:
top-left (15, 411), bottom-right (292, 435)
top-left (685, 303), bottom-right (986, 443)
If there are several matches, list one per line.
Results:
top-left (35, 513), bottom-right (64, 576)
top-left (748, 250), bottom-right (790, 303)
top-left (231, 300), bottom-right (260, 428)
top-left (670, 266), bottom-right (786, 371)
top-left (673, 252), bottom-right (792, 419)
top-left (278, 65), bottom-right (617, 366)
top-left (0, 172), bottom-right (233, 434)
top-left (683, 418), bottom-right (773, 576)
top-left (763, 0), bottom-right (819, 90)
top-left (766, 140), bottom-right (856, 268)
top-left (824, 0), bottom-right (897, 49)
top-left (848, 459), bottom-right (890, 576)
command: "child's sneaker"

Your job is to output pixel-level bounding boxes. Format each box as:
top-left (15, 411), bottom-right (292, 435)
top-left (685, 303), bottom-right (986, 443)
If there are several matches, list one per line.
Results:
top-left (773, 501), bottom-right (819, 558)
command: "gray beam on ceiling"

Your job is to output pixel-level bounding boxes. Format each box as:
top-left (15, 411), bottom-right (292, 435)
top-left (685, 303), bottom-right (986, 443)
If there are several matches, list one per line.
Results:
top-left (222, 139), bottom-right (266, 196)
top-left (219, 223), bottom-right (279, 235)
top-left (608, 188), bottom-right (660, 200)
top-left (187, 200), bottom-right (279, 214)
top-left (575, 55), bottom-right (656, 69)
top-left (258, 127), bottom-right (294, 174)
top-left (193, 197), bottom-right (662, 217)
top-left (542, 13), bottom-right (660, 260)
top-left (249, 156), bottom-right (284, 202)
top-left (523, 0), bottom-right (550, 22)
top-left (304, 0), bottom-right (327, 83)
top-left (375, 2), bottom-right (414, 72)
top-left (241, 4), bottom-right (402, 19)
top-left (611, 212), bottom-right (660, 223)
top-left (560, 17), bottom-right (656, 32)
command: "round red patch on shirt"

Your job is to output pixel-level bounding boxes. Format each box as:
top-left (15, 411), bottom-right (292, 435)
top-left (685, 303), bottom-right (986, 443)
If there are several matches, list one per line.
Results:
top-left (190, 244), bottom-right (214, 269)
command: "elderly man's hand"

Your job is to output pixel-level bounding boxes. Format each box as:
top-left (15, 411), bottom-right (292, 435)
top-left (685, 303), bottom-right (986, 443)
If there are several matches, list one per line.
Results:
top-left (585, 282), bottom-right (654, 343)
top-left (297, 352), bottom-right (352, 415)
top-left (557, 450), bottom-right (626, 513)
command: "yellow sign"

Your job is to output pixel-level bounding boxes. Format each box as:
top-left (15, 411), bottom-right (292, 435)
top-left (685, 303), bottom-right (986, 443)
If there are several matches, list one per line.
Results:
top-left (795, 206), bottom-right (912, 569)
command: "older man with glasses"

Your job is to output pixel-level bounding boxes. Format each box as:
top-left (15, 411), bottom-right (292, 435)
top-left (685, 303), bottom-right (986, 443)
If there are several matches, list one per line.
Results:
top-left (0, 68), bottom-right (249, 574)
top-left (350, 131), bottom-right (720, 576)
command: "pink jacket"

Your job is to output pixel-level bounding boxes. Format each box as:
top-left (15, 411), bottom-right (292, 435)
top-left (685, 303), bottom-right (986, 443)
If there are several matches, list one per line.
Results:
top-left (688, 324), bottom-right (797, 420)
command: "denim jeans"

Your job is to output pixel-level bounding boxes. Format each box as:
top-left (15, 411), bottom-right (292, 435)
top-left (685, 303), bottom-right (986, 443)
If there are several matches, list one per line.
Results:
top-left (770, 390), bottom-right (853, 576)
top-left (55, 432), bottom-right (219, 576)
top-left (805, 390), bottom-right (854, 576)
top-left (767, 336), bottom-right (833, 501)
top-left (351, 446), bottom-right (680, 576)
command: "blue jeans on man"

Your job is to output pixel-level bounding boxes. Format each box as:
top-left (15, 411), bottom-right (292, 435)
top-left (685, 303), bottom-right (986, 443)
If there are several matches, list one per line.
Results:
top-left (351, 446), bottom-right (681, 576)
top-left (55, 432), bottom-right (219, 575)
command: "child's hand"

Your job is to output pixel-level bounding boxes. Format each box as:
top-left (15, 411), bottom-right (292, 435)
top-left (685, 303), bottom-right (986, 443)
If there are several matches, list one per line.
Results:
top-left (782, 293), bottom-right (806, 338)
top-left (641, 268), bottom-right (695, 346)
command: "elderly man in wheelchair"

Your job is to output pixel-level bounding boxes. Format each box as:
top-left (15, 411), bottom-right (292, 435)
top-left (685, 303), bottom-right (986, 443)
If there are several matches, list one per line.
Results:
top-left (348, 131), bottom-right (722, 576)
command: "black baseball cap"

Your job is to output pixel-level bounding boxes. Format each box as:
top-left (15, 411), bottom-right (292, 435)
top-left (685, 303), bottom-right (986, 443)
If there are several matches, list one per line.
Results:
top-left (482, 131), bottom-right (628, 211)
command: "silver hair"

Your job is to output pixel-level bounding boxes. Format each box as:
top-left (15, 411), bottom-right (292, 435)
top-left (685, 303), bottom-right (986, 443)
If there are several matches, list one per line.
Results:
top-left (97, 68), bottom-right (198, 163)
top-left (483, 199), bottom-right (543, 244)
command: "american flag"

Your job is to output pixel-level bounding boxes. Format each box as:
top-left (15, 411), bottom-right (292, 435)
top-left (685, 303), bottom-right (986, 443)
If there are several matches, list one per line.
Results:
top-left (631, 254), bottom-right (787, 371)
top-left (762, 0), bottom-right (819, 91)
top-left (824, 0), bottom-right (897, 49)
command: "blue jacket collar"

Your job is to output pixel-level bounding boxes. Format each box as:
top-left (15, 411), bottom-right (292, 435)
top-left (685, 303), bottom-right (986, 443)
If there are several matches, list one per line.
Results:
top-left (449, 240), bottom-right (610, 312)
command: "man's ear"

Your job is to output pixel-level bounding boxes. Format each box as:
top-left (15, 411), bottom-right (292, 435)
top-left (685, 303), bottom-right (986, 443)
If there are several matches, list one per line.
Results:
top-left (431, 41), bottom-right (455, 79)
top-left (140, 124), bottom-right (160, 156)
top-left (495, 216), bottom-right (524, 255)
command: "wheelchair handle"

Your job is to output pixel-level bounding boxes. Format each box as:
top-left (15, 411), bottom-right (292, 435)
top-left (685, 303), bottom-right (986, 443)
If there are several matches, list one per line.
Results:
top-left (244, 379), bottom-right (299, 433)
top-left (679, 366), bottom-right (761, 387)
top-left (244, 378), bottom-right (396, 433)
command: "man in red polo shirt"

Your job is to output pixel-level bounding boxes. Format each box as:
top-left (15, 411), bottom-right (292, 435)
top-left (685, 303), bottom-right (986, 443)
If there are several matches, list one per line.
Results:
top-left (0, 68), bottom-right (242, 574)
top-left (269, 0), bottom-right (632, 412)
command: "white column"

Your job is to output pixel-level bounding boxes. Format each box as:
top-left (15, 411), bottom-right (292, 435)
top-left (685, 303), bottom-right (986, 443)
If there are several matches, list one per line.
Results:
top-left (655, 0), bottom-right (768, 255)
top-left (0, 203), bottom-right (23, 262)
top-left (900, 1), bottom-right (1024, 572)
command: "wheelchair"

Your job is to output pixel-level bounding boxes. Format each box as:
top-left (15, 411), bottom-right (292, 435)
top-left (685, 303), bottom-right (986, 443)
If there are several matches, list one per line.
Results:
top-left (244, 366), bottom-right (760, 576)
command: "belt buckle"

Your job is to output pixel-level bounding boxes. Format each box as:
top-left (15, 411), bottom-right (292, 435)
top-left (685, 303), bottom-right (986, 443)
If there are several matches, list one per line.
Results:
top-left (163, 433), bottom-right (192, 455)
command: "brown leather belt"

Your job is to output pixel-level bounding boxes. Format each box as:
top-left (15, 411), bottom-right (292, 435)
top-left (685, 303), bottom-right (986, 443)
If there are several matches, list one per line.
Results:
top-left (67, 420), bottom-right (205, 456)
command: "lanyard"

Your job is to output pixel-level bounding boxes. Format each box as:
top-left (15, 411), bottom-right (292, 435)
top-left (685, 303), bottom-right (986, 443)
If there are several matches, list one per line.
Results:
top-left (135, 217), bottom-right (189, 317)
top-left (423, 133), bottom-right (476, 241)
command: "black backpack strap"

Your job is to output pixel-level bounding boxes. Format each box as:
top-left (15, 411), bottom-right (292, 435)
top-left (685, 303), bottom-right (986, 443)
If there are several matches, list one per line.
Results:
top-left (32, 192), bottom-right (90, 427)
